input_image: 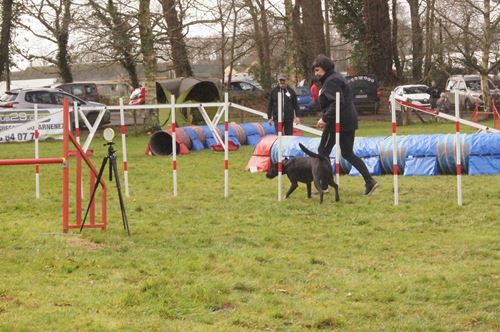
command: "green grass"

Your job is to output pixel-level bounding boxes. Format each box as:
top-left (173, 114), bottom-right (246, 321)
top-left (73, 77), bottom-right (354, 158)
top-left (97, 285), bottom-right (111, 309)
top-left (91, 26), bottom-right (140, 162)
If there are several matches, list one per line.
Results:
top-left (0, 119), bottom-right (499, 331)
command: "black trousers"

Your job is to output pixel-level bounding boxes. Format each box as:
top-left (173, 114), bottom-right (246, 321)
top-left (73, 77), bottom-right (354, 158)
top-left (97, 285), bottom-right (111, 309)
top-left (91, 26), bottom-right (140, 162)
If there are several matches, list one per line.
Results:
top-left (318, 121), bottom-right (373, 184)
top-left (273, 120), bottom-right (293, 136)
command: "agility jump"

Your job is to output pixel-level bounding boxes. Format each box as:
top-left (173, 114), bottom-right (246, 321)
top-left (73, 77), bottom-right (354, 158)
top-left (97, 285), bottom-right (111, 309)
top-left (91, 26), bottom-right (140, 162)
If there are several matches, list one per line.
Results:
top-left (0, 100), bottom-right (107, 233)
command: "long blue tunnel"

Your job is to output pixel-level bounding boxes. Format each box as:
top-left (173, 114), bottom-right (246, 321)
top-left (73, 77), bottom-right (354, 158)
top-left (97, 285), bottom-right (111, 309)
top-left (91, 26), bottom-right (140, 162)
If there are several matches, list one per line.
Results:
top-left (268, 133), bottom-right (500, 176)
top-left (148, 122), bottom-right (500, 175)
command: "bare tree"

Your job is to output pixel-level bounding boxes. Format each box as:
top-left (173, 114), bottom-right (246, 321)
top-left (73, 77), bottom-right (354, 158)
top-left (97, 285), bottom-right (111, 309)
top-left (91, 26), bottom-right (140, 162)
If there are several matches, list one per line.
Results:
top-left (407, 0), bottom-right (423, 81)
top-left (391, 0), bottom-right (403, 81)
top-left (84, 0), bottom-right (141, 89)
top-left (436, 0), bottom-right (500, 111)
top-left (139, 0), bottom-right (159, 130)
top-left (18, 0), bottom-right (73, 82)
top-left (291, 0), bottom-right (326, 83)
top-left (244, 0), bottom-right (272, 89)
top-left (364, 0), bottom-right (394, 83)
top-left (0, 0), bottom-right (14, 83)
top-left (423, 0), bottom-right (435, 80)
top-left (159, 0), bottom-right (193, 77)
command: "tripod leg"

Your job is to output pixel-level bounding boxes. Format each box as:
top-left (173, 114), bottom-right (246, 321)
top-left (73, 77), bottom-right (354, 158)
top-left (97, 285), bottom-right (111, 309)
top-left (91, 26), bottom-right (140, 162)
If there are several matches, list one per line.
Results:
top-left (80, 157), bottom-right (108, 232)
top-left (110, 155), bottom-right (131, 236)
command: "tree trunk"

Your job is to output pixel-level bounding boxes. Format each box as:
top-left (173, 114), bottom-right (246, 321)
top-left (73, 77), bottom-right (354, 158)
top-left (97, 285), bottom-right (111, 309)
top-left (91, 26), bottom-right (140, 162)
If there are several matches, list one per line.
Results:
top-left (391, 0), bottom-right (402, 80)
top-left (139, 0), bottom-right (159, 131)
top-left (423, 0), bottom-right (435, 80)
top-left (292, 2), bottom-right (308, 82)
top-left (160, 0), bottom-right (193, 77)
top-left (324, 0), bottom-right (331, 58)
top-left (58, 0), bottom-right (73, 83)
top-left (0, 0), bottom-right (13, 82)
top-left (301, 0), bottom-right (326, 72)
top-left (284, 0), bottom-right (295, 81)
top-left (407, 0), bottom-right (423, 81)
top-left (258, 0), bottom-right (272, 90)
top-left (363, 0), bottom-right (393, 84)
top-left (480, 0), bottom-right (492, 111)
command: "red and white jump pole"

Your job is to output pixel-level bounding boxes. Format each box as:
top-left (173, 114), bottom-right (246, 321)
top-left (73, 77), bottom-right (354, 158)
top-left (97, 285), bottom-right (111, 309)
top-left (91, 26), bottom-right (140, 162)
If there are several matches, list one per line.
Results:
top-left (224, 92), bottom-right (229, 198)
top-left (119, 98), bottom-right (130, 197)
top-left (34, 105), bottom-right (40, 199)
top-left (335, 92), bottom-right (341, 186)
top-left (171, 95), bottom-right (178, 197)
top-left (390, 93), bottom-right (399, 206)
top-left (454, 91), bottom-right (463, 206)
top-left (277, 91), bottom-right (283, 201)
top-left (62, 99), bottom-right (70, 232)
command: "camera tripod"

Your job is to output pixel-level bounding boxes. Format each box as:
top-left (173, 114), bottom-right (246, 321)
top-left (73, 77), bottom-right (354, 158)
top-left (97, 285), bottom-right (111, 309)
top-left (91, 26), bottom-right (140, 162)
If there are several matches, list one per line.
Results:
top-left (80, 142), bottom-right (130, 235)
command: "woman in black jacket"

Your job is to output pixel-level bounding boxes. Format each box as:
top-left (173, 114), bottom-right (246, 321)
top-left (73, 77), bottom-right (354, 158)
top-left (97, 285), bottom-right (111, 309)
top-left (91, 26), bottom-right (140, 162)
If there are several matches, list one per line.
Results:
top-left (312, 54), bottom-right (378, 196)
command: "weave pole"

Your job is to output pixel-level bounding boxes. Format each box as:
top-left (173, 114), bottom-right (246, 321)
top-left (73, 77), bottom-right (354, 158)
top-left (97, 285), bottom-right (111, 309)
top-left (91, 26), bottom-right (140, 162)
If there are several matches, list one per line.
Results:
top-left (62, 99), bottom-right (70, 232)
top-left (119, 98), bottom-right (130, 197)
top-left (171, 95), bottom-right (178, 197)
top-left (335, 92), bottom-right (341, 185)
top-left (34, 105), bottom-right (40, 199)
top-left (277, 91), bottom-right (283, 201)
top-left (454, 91), bottom-right (463, 206)
top-left (224, 92), bottom-right (229, 198)
top-left (390, 94), bottom-right (399, 206)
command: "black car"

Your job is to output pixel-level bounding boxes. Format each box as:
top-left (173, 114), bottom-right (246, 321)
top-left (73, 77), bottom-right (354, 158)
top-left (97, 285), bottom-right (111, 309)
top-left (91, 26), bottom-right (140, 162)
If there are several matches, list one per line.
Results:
top-left (346, 75), bottom-right (380, 114)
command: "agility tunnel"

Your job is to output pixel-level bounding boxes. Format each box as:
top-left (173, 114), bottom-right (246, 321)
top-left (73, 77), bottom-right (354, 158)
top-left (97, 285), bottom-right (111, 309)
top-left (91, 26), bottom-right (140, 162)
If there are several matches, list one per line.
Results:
top-left (156, 77), bottom-right (222, 126)
top-left (245, 133), bottom-right (500, 176)
top-left (148, 121), bottom-right (284, 156)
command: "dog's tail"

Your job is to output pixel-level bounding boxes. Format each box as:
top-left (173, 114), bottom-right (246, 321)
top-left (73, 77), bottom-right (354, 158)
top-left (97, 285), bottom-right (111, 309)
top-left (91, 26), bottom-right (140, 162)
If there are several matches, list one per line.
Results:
top-left (299, 143), bottom-right (329, 161)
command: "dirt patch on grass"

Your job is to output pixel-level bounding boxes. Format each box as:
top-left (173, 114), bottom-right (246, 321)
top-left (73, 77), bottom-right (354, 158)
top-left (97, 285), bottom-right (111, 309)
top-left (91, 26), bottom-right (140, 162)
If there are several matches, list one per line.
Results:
top-left (66, 236), bottom-right (106, 250)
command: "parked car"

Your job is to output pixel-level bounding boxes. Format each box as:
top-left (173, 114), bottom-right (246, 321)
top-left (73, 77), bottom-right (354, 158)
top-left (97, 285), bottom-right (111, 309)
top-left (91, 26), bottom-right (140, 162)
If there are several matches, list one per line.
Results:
top-left (52, 82), bottom-right (100, 102)
top-left (346, 75), bottom-right (380, 114)
top-left (390, 84), bottom-right (431, 111)
top-left (294, 86), bottom-right (317, 115)
top-left (445, 75), bottom-right (500, 111)
top-left (0, 88), bottom-right (110, 127)
top-left (227, 80), bottom-right (266, 99)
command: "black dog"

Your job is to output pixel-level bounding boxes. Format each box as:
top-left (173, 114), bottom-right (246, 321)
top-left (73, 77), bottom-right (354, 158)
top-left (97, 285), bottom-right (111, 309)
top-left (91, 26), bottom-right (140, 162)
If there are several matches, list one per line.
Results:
top-left (266, 157), bottom-right (315, 199)
top-left (298, 143), bottom-right (340, 203)
top-left (266, 144), bottom-right (340, 203)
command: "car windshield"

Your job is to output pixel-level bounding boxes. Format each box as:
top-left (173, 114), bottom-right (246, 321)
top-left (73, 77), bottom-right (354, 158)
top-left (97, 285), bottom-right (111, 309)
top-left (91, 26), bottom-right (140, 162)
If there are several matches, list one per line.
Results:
top-left (0, 92), bottom-right (17, 102)
top-left (465, 79), bottom-right (496, 90)
top-left (403, 86), bottom-right (427, 94)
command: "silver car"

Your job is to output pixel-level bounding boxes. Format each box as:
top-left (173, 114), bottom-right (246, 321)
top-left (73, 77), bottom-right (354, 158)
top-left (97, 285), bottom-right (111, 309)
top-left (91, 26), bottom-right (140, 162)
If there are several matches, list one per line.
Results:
top-left (445, 75), bottom-right (500, 111)
top-left (0, 88), bottom-right (110, 127)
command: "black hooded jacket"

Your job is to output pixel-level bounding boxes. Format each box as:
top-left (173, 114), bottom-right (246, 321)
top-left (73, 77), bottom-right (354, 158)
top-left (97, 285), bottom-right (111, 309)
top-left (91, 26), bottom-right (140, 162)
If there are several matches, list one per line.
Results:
top-left (318, 69), bottom-right (358, 132)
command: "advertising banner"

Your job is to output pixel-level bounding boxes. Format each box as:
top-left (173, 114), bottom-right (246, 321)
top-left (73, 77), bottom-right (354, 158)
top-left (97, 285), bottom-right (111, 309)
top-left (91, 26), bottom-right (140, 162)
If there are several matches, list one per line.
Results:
top-left (0, 108), bottom-right (64, 142)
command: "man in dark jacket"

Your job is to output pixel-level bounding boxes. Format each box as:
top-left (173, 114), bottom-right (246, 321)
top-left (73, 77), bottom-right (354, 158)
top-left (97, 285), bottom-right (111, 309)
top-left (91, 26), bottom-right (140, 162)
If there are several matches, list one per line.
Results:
top-left (267, 74), bottom-right (299, 135)
top-left (312, 54), bottom-right (378, 196)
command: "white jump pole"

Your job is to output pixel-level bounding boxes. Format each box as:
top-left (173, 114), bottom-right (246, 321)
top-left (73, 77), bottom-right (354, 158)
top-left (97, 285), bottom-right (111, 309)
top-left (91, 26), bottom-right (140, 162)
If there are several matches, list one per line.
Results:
top-left (391, 93), bottom-right (399, 206)
top-left (34, 104), bottom-right (40, 199)
top-left (171, 95), bottom-right (178, 197)
top-left (454, 91), bottom-right (463, 206)
top-left (119, 98), bottom-right (130, 197)
top-left (224, 92), bottom-right (229, 198)
top-left (277, 91), bottom-right (283, 201)
top-left (335, 92), bottom-right (341, 186)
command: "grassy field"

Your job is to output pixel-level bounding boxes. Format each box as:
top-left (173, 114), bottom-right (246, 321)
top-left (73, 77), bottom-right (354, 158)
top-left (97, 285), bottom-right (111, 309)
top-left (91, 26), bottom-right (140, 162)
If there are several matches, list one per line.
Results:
top-left (0, 118), bottom-right (498, 331)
